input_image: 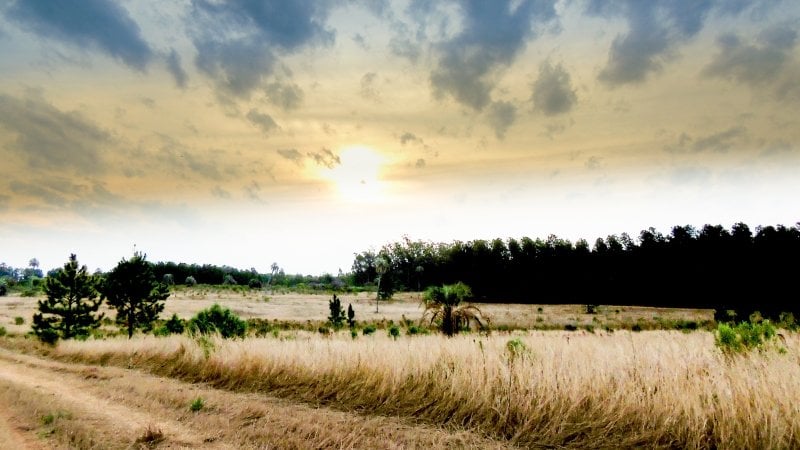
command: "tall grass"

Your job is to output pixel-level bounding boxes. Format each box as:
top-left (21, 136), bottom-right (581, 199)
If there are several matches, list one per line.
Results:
top-left (54, 331), bottom-right (800, 448)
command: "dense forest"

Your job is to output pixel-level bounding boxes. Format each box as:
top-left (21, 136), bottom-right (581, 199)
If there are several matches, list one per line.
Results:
top-left (352, 223), bottom-right (800, 319)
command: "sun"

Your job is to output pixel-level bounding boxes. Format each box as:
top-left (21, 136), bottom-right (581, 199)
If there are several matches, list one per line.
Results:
top-left (324, 146), bottom-right (386, 203)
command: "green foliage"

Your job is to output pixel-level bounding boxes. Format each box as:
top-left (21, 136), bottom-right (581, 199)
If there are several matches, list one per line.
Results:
top-left (327, 294), bottom-right (346, 329)
top-left (388, 324), bottom-right (400, 340)
top-left (155, 313), bottom-right (185, 336)
top-left (14, 316), bottom-right (24, 325)
top-left (222, 274), bottom-right (237, 285)
top-left (585, 304), bottom-right (598, 314)
top-left (0, 283), bottom-right (6, 296)
top-left (248, 278), bottom-right (263, 289)
top-left (190, 304), bottom-right (247, 338)
top-left (318, 326), bottom-right (331, 335)
top-left (362, 324), bottom-right (376, 336)
top-left (32, 254), bottom-right (104, 344)
top-left (406, 325), bottom-right (420, 335)
top-left (505, 338), bottom-right (529, 362)
top-left (102, 253), bottom-right (169, 338)
top-left (350, 329), bottom-right (358, 339)
top-left (422, 282), bottom-right (483, 336)
top-left (715, 320), bottom-right (779, 354)
top-left (0, 326), bottom-right (6, 337)
top-left (190, 397), bottom-right (205, 412)
top-left (184, 276), bottom-right (197, 286)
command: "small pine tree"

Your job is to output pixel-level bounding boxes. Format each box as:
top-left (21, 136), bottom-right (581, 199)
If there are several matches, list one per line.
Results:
top-left (347, 303), bottom-right (356, 328)
top-left (102, 252), bottom-right (169, 339)
top-left (328, 294), bottom-right (346, 329)
top-left (190, 304), bottom-right (247, 338)
top-left (32, 254), bottom-right (104, 344)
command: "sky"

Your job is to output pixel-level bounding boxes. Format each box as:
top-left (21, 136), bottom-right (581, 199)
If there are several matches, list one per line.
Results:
top-left (0, 0), bottom-right (799, 275)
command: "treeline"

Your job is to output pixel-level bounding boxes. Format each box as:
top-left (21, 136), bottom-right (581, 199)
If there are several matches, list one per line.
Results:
top-left (352, 223), bottom-right (800, 318)
top-left (151, 262), bottom-right (349, 290)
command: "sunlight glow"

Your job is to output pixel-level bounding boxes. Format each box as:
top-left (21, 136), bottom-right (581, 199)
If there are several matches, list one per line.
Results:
top-left (324, 146), bottom-right (387, 203)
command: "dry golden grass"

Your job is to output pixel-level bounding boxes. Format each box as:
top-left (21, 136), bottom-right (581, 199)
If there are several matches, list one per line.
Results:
top-left (47, 330), bottom-right (800, 449)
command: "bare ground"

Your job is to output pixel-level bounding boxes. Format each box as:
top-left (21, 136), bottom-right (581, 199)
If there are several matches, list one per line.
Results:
top-left (0, 344), bottom-right (514, 449)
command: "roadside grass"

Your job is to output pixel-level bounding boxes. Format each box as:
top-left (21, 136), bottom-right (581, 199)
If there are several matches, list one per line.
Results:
top-left (42, 330), bottom-right (800, 449)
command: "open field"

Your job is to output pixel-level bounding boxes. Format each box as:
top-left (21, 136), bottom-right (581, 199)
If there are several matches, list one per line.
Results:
top-left (0, 330), bottom-right (797, 449)
top-left (0, 288), bottom-right (714, 335)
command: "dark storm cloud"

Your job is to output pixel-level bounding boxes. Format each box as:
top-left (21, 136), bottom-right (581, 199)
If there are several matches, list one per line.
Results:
top-left (6, 0), bottom-right (154, 70)
top-left (0, 93), bottom-right (110, 174)
top-left (9, 176), bottom-right (124, 213)
top-left (665, 126), bottom-right (748, 154)
top-left (587, 0), bottom-right (714, 86)
top-left (486, 100), bottom-right (517, 139)
top-left (264, 82), bottom-right (304, 111)
top-left (531, 61), bottom-right (577, 116)
top-left (190, 0), bottom-right (335, 100)
top-left (166, 48), bottom-right (189, 89)
top-left (246, 109), bottom-right (279, 135)
top-left (430, 0), bottom-right (557, 111)
top-left (703, 24), bottom-right (799, 100)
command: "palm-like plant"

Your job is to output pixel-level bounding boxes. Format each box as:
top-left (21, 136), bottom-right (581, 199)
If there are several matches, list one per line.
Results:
top-left (421, 282), bottom-right (484, 336)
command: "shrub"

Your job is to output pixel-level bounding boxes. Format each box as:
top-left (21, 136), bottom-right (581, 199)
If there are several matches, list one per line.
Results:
top-left (362, 324), bottom-right (376, 336)
top-left (328, 294), bottom-right (346, 329)
top-left (715, 321), bottom-right (778, 354)
top-left (222, 274), bottom-right (237, 285)
top-left (160, 314), bottom-right (185, 335)
top-left (248, 278), bottom-right (263, 289)
top-left (185, 276), bottom-right (197, 286)
top-left (388, 325), bottom-right (400, 340)
top-left (0, 284), bottom-right (6, 296)
top-left (14, 317), bottom-right (24, 325)
top-left (585, 304), bottom-right (598, 314)
top-left (350, 329), bottom-right (358, 339)
top-left (190, 304), bottom-right (247, 338)
top-left (347, 303), bottom-right (356, 328)
top-left (0, 326), bottom-right (6, 337)
top-left (564, 324), bottom-right (578, 331)
top-left (406, 325), bottom-right (421, 335)
top-left (162, 274), bottom-right (175, 285)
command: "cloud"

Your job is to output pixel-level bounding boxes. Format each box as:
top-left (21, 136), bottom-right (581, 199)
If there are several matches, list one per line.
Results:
top-left (486, 100), bottom-right (517, 139)
top-left (531, 61), bottom-right (577, 116)
top-left (0, 93), bottom-right (110, 175)
top-left (671, 166), bottom-right (711, 185)
top-left (190, 0), bottom-right (334, 100)
top-left (277, 148), bottom-right (304, 164)
top-left (0, 194), bottom-right (9, 211)
top-left (399, 132), bottom-right (423, 145)
top-left (264, 81), bottom-right (304, 111)
top-left (352, 33), bottom-right (368, 50)
top-left (359, 72), bottom-right (380, 101)
top-left (166, 48), bottom-right (189, 89)
top-left (415, 158), bottom-right (426, 168)
top-left (429, 0), bottom-right (557, 110)
top-left (703, 24), bottom-right (800, 100)
top-left (665, 126), bottom-right (748, 153)
top-left (588, 0), bottom-right (714, 86)
top-left (211, 185), bottom-right (231, 199)
top-left (9, 176), bottom-right (124, 213)
top-left (151, 134), bottom-right (235, 181)
top-left (307, 148), bottom-right (340, 168)
top-left (246, 109), bottom-right (279, 135)
top-left (585, 156), bottom-right (602, 170)
top-left (7, 0), bottom-right (153, 70)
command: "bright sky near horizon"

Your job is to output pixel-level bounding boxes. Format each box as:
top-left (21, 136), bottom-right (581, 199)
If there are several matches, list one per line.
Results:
top-left (0, 0), bottom-right (798, 275)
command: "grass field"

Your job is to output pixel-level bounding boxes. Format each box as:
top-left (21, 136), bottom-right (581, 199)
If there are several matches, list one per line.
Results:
top-left (2, 288), bottom-right (787, 449)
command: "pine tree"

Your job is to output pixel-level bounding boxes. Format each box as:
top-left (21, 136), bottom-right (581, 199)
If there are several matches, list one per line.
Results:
top-left (102, 252), bottom-right (169, 338)
top-left (32, 254), bottom-right (103, 344)
top-left (328, 294), bottom-right (346, 329)
top-left (347, 303), bottom-right (356, 328)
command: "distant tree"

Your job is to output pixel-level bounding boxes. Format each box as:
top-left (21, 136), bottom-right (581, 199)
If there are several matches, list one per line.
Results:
top-left (328, 294), bottom-right (346, 329)
top-left (162, 273), bottom-right (175, 285)
top-left (347, 303), bottom-right (356, 328)
top-left (0, 283), bottom-right (6, 297)
top-left (222, 274), bottom-right (237, 285)
top-left (102, 253), bottom-right (169, 339)
top-left (375, 256), bottom-right (389, 312)
top-left (422, 282), bottom-right (484, 336)
top-left (184, 275), bottom-right (197, 286)
top-left (31, 254), bottom-right (103, 344)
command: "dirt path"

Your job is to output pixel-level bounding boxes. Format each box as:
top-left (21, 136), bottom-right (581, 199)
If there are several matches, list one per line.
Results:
top-left (0, 346), bottom-right (513, 449)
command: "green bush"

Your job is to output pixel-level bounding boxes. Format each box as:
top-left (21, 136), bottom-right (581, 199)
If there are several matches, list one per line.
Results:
top-left (248, 278), bottom-right (263, 289)
top-left (189, 304), bottom-right (247, 338)
top-left (156, 313), bottom-right (185, 336)
top-left (388, 325), bottom-right (400, 340)
top-left (184, 276), bottom-right (197, 286)
top-left (362, 324), bottom-right (376, 336)
top-left (0, 284), bottom-right (6, 297)
top-left (715, 320), bottom-right (778, 354)
top-left (14, 317), bottom-right (24, 325)
top-left (0, 326), bottom-right (6, 337)
top-left (190, 397), bottom-right (204, 412)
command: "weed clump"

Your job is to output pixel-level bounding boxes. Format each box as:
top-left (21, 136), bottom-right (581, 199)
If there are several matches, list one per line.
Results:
top-left (715, 320), bottom-right (779, 354)
top-left (190, 397), bottom-right (205, 412)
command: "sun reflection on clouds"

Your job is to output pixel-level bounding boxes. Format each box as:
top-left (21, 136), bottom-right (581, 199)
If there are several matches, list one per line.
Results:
top-left (321, 145), bottom-right (387, 203)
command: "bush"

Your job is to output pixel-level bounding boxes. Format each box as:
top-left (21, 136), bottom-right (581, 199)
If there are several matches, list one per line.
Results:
top-left (715, 321), bottom-right (778, 354)
top-left (185, 276), bottom-right (197, 286)
top-left (14, 317), bottom-right (24, 325)
top-left (157, 313), bottom-right (185, 335)
top-left (328, 294), bottom-right (346, 329)
top-left (190, 397), bottom-right (204, 412)
top-left (362, 324), bottom-right (376, 336)
top-left (222, 274), bottom-right (237, 285)
top-left (248, 278), bottom-right (263, 289)
top-left (0, 284), bottom-right (6, 296)
top-left (0, 326), bottom-right (6, 337)
top-left (585, 304), bottom-right (598, 314)
top-left (388, 325), bottom-right (400, 340)
top-left (190, 304), bottom-right (247, 338)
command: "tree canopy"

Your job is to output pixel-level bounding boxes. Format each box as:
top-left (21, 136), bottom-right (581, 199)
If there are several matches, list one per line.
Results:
top-left (102, 252), bottom-right (169, 338)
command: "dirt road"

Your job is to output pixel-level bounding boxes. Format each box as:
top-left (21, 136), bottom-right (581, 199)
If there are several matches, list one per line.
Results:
top-left (0, 345), bottom-right (512, 449)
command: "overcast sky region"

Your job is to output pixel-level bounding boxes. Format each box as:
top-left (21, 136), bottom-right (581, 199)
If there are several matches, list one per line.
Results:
top-left (1, 0), bottom-right (799, 274)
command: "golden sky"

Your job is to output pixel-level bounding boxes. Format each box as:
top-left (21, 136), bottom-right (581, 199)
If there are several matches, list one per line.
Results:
top-left (1, 0), bottom-right (798, 274)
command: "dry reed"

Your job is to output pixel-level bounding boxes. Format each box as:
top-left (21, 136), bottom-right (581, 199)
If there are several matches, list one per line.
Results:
top-left (54, 330), bottom-right (800, 449)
